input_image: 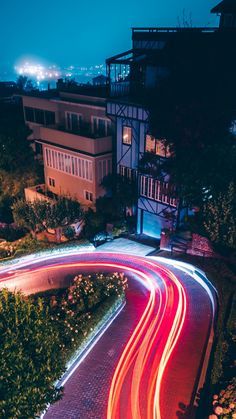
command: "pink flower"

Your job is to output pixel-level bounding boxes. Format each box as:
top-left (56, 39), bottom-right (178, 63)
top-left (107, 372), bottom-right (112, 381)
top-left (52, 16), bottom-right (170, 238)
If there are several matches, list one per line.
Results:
top-left (214, 406), bottom-right (223, 415)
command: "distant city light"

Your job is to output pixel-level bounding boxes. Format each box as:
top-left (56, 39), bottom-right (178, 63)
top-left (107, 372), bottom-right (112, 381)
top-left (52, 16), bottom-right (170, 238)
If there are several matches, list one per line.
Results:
top-left (15, 61), bottom-right (61, 81)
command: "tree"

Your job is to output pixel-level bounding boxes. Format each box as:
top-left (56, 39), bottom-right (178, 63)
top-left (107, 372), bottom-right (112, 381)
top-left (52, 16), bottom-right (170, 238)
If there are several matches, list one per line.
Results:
top-left (12, 199), bottom-right (39, 233)
top-left (101, 173), bottom-right (138, 217)
top-left (0, 289), bottom-right (63, 418)
top-left (0, 101), bottom-right (43, 223)
top-left (138, 151), bottom-right (165, 179)
top-left (16, 75), bottom-right (35, 92)
top-left (147, 33), bottom-right (236, 210)
top-left (12, 198), bottom-right (83, 234)
top-left (16, 75), bottom-right (28, 91)
top-left (203, 183), bottom-right (236, 250)
top-left (44, 198), bottom-right (82, 230)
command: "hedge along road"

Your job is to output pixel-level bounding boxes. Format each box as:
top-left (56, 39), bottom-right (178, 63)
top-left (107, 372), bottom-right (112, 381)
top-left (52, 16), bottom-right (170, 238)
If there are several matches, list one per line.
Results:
top-left (0, 251), bottom-right (217, 419)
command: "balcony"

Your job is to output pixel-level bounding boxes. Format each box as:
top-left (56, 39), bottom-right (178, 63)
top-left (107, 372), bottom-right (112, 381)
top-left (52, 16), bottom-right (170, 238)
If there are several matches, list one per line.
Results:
top-left (39, 126), bottom-right (112, 156)
top-left (139, 175), bottom-right (177, 207)
top-left (24, 184), bottom-right (56, 203)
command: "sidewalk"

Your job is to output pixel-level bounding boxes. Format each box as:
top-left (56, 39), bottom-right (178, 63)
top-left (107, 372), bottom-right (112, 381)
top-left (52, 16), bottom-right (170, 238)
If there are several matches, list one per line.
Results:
top-left (93, 237), bottom-right (156, 256)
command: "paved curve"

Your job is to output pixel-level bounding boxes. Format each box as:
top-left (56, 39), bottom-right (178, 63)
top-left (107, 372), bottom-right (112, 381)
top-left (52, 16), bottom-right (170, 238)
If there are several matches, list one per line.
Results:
top-left (0, 252), bottom-right (216, 419)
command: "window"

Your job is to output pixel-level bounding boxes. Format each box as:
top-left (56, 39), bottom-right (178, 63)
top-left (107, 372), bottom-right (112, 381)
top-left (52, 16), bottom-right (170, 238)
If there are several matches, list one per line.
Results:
top-left (24, 107), bottom-right (34, 122)
top-left (24, 107), bottom-right (55, 125)
top-left (145, 135), bottom-right (170, 158)
top-left (66, 112), bottom-right (82, 132)
top-left (122, 126), bottom-right (132, 145)
top-left (44, 147), bottom-right (93, 181)
top-left (119, 165), bottom-right (137, 180)
top-left (48, 177), bottom-right (55, 187)
top-left (92, 117), bottom-right (111, 136)
top-left (84, 191), bottom-right (93, 202)
top-left (98, 158), bottom-right (112, 182)
top-left (45, 111), bottom-right (55, 125)
top-left (35, 109), bottom-right (45, 124)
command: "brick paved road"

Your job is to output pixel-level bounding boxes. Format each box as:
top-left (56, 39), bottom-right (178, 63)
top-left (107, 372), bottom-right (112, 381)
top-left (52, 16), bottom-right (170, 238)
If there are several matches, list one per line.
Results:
top-left (44, 274), bottom-right (149, 419)
top-left (0, 253), bottom-right (215, 419)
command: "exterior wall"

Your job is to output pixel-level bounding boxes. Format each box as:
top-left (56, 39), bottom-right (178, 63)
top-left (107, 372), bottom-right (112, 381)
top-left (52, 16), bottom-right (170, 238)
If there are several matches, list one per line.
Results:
top-left (116, 117), bottom-right (145, 169)
top-left (95, 155), bottom-right (113, 198)
top-left (22, 94), bottom-right (111, 136)
top-left (42, 144), bottom-right (112, 207)
top-left (21, 93), bottom-right (114, 207)
top-left (108, 101), bottom-right (178, 239)
top-left (39, 127), bottom-right (112, 155)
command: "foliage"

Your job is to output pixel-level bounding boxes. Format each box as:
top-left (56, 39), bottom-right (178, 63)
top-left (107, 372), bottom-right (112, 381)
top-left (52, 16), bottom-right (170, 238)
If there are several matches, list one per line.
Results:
top-left (161, 252), bottom-right (236, 418)
top-left (0, 289), bottom-right (63, 418)
top-left (16, 76), bottom-right (36, 92)
top-left (63, 226), bottom-right (75, 240)
top-left (0, 123), bottom-right (34, 174)
top-left (209, 378), bottom-right (236, 418)
top-left (44, 272), bottom-right (127, 354)
top-left (203, 183), bottom-right (236, 250)
top-left (102, 173), bottom-right (138, 215)
top-left (0, 101), bottom-right (43, 223)
top-left (146, 34), bottom-right (236, 211)
top-left (12, 198), bottom-right (83, 233)
top-left (83, 208), bottom-right (106, 239)
top-left (0, 225), bottom-right (25, 242)
top-left (0, 271), bottom-right (127, 417)
top-left (138, 151), bottom-right (164, 179)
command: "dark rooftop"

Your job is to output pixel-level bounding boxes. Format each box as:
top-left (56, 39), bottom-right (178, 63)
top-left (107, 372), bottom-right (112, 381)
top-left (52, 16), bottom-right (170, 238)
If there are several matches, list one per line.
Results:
top-left (19, 82), bottom-right (108, 102)
top-left (211, 0), bottom-right (236, 13)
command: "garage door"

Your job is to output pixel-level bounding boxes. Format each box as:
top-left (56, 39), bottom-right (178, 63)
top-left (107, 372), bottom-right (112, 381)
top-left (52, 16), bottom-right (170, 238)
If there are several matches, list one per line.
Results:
top-left (142, 211), bottom-right (161, 239)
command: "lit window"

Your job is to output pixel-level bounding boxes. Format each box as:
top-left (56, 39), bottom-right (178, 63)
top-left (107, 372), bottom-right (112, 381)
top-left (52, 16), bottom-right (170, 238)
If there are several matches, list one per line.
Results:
top-left (145, 135), bottom-right (171, 158)
top-left (122, 126), bottom-right (132, 145)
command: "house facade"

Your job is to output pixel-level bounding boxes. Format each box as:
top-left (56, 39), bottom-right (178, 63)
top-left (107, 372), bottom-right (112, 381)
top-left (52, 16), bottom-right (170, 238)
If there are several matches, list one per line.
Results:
top-left (22, 84), bottom-right (113, 208)
top-left (106, 0), bottom-right (236, 239)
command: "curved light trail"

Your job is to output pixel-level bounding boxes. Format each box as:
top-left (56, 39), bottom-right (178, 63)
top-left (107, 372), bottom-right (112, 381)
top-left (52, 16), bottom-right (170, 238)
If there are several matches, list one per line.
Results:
top-left (0, 252), bottom-right (216, 419)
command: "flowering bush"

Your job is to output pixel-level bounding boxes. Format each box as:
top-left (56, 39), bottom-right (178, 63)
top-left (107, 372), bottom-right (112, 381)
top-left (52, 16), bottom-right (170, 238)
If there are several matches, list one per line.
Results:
top-left (209, 378), bottom-right (236, 418)
top-left (47, 272), bottom-right (128, 352)
top-left (1, 272), bottom-right (127, 417)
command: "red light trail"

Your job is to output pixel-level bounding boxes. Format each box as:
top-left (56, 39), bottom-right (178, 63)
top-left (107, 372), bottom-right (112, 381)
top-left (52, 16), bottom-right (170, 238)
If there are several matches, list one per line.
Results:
top-left (0, 252), bottom-right (216, 419)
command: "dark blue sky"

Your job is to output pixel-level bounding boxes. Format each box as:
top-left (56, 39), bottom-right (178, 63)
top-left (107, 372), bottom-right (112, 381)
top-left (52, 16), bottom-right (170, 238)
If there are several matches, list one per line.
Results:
top-left (1, 0), bottom-right (219, 67)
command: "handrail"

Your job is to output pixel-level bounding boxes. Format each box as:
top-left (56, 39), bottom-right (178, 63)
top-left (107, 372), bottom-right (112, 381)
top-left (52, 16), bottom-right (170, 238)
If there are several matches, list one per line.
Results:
top-left (132, 27), bottom-right (218, 33)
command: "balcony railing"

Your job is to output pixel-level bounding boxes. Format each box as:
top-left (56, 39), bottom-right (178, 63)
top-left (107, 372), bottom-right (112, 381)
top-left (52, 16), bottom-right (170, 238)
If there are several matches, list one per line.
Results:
top-left (24, 184), bottom-right (57, 203)
top-left (57, 122), bottom-right (111, 139)
top-left (139, 175), bottom-right (177, 207)
top-left (40, 126), bottom-right (112, 155)
top-left (132, 27), bottom-right (218, 34)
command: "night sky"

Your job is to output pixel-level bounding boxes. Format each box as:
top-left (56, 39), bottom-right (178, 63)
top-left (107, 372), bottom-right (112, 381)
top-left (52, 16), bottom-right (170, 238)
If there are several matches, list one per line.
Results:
top-left (2, 0), bottom-right (219, 67)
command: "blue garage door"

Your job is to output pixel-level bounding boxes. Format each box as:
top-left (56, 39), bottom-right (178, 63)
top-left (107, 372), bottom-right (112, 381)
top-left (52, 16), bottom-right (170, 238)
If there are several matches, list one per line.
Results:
top-left (142, 211), bottom-right (161, 239)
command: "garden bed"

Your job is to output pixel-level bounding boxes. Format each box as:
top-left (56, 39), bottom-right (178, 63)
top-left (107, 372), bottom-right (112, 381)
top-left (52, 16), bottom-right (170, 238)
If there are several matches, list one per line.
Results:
top-left (0, 272), bottom-right (127, 418)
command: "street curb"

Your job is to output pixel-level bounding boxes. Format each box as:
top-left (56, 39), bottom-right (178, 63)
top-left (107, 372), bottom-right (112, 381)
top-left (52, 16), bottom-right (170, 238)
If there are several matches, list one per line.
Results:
top-left (41, 298), bottom-right (125, 418)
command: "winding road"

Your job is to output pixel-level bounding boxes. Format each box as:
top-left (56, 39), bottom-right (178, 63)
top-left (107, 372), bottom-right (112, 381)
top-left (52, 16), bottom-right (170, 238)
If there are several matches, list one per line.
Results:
top-left (0, 251), bottom-right (216, 419)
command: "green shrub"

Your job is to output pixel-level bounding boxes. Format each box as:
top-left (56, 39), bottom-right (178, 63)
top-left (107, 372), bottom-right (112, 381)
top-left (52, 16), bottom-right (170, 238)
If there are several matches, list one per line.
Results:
top-left (0, 272), bottom-right (128, 417)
